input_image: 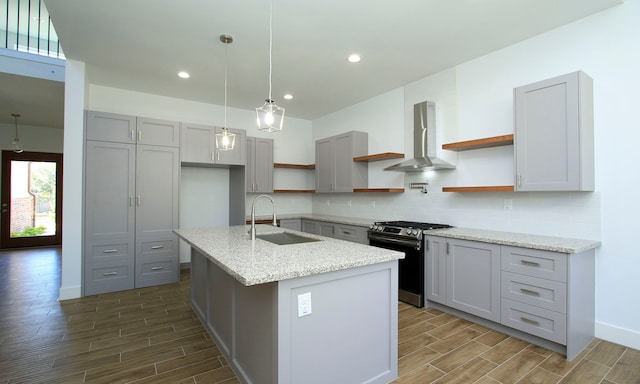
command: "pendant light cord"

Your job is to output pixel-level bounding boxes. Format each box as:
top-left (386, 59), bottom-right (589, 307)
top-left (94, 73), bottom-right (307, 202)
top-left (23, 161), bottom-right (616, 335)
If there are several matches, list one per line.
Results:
top-left (268, 0), bottom-right (273, 101)
top-left (224, 39), bottom-right (228, 130)
top-left (13, 113), bottom-right (19, 139)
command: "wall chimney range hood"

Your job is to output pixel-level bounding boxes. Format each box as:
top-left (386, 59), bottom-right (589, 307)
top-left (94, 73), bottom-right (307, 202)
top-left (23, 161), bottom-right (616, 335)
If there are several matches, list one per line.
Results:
top-left (384, 101), bottom-right (455, 172)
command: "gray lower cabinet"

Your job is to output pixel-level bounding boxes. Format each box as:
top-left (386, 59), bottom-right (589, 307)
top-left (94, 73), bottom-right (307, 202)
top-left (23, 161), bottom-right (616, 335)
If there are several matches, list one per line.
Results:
top-left (301, 219), bottom-right (335, 237)
top-left (246, 137), bottom-right (274, 193)
top-left (514, 71), bottom-right (594, 191)
top-left (279, 218), bottom-right (301, 231)
top-left (181, 122), bottom-right (246, 166)
top-left (426, 235), bottom-right (595, 360)
top-left (425, 236), bottom-right (501, 322)
top-left (301, 219), bottom-right (368, 244)
top-left (84, 111), bottom-right (180, 296)
top-left (315, 131), bottom-right (368, 192)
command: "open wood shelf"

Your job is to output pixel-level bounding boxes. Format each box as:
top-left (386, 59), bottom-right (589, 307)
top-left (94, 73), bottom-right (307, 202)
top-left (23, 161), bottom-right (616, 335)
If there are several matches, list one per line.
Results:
top-left (353, 152), bottom-right (404, 162)
top-left (273, 189), bottom-right (315, 193)
top-left (274, 163), bottom-right (315, 169)
top-left (353, 188), bottom-right (405, 193)
top-left (442, 186), bottom-right (515, 193)
top-left (442, 134), bottom-right (514, 151)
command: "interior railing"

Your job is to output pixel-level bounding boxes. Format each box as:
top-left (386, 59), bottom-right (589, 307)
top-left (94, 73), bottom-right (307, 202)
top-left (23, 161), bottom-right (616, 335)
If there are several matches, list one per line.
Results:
top-left (1, 0), bottom-right (64, 59)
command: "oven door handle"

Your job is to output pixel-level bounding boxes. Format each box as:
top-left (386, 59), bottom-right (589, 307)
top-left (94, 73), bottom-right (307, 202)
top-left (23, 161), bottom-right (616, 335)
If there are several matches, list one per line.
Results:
top-left (369, 235), bottom-right (421, 250)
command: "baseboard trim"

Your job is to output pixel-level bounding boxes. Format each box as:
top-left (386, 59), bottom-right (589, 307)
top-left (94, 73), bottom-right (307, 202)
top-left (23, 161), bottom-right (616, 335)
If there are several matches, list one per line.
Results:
top-left (58, 285), bottom-right (82, 301)
top-left (596, 321), bottom-right (640, 350)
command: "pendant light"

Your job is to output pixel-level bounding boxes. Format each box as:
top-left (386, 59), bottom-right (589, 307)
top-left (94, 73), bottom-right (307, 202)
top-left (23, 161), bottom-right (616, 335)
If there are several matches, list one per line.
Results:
top-left (11, 114), bottom-right (24, 153)
top-left (215, 34), bottom-right (236, 151)
top-left (256, 0), bottom-right (284, 132)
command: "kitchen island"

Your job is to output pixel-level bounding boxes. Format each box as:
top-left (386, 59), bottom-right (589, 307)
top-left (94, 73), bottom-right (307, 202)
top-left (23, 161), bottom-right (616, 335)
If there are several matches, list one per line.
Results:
top-left (175, 225), bottom-right (404, 384)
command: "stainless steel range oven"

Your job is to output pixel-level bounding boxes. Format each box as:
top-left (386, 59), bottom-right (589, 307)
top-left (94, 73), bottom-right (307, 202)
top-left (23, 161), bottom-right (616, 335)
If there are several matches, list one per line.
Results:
top-left (368, 221), bottom-right (451, 308)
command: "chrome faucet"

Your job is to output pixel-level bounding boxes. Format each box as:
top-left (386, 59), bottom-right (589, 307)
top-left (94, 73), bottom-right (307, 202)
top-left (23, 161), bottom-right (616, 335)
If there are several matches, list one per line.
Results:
top-left (250, 194), bottom-right (277, 240)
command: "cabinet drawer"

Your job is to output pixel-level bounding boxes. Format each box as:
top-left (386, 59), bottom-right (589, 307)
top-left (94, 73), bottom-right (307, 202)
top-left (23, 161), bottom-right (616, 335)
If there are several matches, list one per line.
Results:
top-left (501, 298), bottom-right (566, 344)
top-left (136, 256), bottom-right (179, 288)
top-left (85, 263), bottom-right (134, 296)
top-left (334, 224), bottom-right (368, 244)
top-left (142, 240), bottom-right (175, 253)
top-left (501, 246), bottom-right (567, 282)
top-left (501, 272), bottom-right (566, 313)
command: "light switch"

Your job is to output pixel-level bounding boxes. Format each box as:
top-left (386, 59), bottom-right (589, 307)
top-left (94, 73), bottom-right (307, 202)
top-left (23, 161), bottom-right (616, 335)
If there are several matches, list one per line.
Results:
top-left (297, 292), bottom-right (312, 317)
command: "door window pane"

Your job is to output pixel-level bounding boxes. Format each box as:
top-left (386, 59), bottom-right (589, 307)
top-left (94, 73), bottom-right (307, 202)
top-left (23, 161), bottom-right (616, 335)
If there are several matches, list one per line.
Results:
top-left (10, 161), bottom-right (57, 238)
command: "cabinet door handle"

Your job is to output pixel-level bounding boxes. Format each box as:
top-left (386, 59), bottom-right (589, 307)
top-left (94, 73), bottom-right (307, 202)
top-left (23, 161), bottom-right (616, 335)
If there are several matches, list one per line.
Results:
top-left (136, 196), bottom-right (141, 206)
top-left (138, 130), bottom-right (142, 142)
top-left (151, 266), bottom-right (164, 271)
top-left (520, 259), bottom-right (540, 267)
top-left (151, 245), bottom-right (164, 250)
top-left (102, 249), bottom-right (118, 253)
top-left (517, 174), bottom-right (522, 188)
top-left (446, 242), bottom-right (450, 255)
top-left (520, 288), bottom-right (540, 296)
top-left (131, 130), bottom-right (135, 141)
top-left (103, 271), bottom-right (118, 276)
top-left (520, 317), bottom-right (540, 326)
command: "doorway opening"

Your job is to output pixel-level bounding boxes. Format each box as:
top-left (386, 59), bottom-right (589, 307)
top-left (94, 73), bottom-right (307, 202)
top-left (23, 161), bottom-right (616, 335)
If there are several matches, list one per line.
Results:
top-left (1, 151), bottom-right (63, 248)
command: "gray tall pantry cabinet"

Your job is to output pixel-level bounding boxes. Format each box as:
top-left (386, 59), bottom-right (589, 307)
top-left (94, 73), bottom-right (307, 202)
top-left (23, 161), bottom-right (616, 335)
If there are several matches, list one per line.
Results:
top-left (84, 111), bottom-right (180, 296)
top-left (514, 71), bottom-right (594, 191)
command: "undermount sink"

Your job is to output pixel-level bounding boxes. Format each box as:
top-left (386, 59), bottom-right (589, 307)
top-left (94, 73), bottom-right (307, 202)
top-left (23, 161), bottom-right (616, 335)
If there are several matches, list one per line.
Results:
top-left (255, 232), bottom-right (322, 245)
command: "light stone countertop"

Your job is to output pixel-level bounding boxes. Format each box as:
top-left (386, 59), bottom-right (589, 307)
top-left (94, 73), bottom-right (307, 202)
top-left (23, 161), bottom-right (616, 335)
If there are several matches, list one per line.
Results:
top-left (175, 225), bottom-right (404, 286)
top-left (425, 227), bottom-right (601, 254)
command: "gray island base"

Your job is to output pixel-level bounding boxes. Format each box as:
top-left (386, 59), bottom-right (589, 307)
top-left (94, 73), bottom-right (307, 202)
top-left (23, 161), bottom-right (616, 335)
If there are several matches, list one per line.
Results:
top-left (175, 225), bottom-right (404, 384)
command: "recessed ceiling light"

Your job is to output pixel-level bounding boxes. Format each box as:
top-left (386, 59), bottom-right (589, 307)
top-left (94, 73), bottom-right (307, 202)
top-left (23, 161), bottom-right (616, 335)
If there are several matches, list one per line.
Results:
top-left (284, 94), bottom-right (293, 100)
top-left (178, 71), bottom-right (190, 79)
top-left (348, 54), bottom-right (361, 63)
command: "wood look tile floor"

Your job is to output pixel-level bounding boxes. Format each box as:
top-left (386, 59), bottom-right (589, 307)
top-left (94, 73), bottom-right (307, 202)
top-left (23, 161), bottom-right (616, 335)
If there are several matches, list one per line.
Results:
top-left (1, 248), bottom-right (639, 384)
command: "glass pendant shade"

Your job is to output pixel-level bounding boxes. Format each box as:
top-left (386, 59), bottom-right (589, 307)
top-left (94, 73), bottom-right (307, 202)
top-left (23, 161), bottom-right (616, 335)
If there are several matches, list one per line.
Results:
top-left (215, 128), bottom-right (236, 151)
top-left (256, 99), bottom-right (285, 132)
top-left (217, 34), bottom-right (235, 151)
top-left (11, 113), bottom-right (23, 153)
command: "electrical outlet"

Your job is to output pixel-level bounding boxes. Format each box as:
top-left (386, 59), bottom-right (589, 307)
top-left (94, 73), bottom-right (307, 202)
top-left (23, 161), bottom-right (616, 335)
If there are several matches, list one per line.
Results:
top-left (297, 292), bottom-right (312, 317)
top-left (371, 201), bottom-right (376, 209)
top-left (503, 199), bottom-right (513, 210)
top-left (348, 200), bottom-right (352, 208)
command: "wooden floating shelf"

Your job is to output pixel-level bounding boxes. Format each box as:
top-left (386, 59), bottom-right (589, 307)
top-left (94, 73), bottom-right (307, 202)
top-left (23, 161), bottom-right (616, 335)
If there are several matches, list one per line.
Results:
top-left (273, 189), bottom-right (315, 193)
top-left (442, 186), bottom-right (515, 193)
top-left (353, 188), bottom-right (405, 193)
top-left (442, 134), bottom-right (514, 151)
top-left (353, 152), bottom-right (404, 162)
top-left (274, 163), bottom-right (315, 169)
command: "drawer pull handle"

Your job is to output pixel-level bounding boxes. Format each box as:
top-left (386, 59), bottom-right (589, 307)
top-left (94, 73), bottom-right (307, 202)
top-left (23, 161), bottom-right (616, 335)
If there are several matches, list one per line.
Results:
top-left (520, 317), bottom-right (540, 326)
top-left (103, 249), bottom-right (118, 253)
top-left (151, 245), bottom-right (164, 250)
top-left (343, 231), bottom-right (351, 235)
top-left (520, 260), bottom-right (541, 267)
top-left (103, 271), bottom-right (118, 276)
top-left (151, 266), bottom-right (164, 271)
top-left (520, 288), bottom-right (540, 296)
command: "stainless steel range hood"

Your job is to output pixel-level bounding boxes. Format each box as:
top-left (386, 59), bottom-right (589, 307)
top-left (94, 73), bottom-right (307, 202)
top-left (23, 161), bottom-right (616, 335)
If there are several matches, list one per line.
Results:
top-left (384, 101), bottom-right (455, 172)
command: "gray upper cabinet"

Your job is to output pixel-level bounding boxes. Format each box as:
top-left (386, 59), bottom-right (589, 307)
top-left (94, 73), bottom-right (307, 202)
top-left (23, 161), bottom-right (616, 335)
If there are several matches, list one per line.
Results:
top-left (181, 123), bottom-right (246, 166)
top-left (246, 137), bottom-right (274, 193)
top-left (84, 111), bottom-right (180, 295)
top-left (514, 71), bottom-right (594, 191)
top-left (315, 131), bottom-right (368, 193)
top-left (85, 111), bottom-right (179, 147)
top-left (136, 117), bottom-right (180, 147)
top-left (425, 236), bottom-right (501, 322)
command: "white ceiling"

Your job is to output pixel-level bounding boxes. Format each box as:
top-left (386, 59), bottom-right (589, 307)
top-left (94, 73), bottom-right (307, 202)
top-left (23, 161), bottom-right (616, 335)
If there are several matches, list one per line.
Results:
top-left (4, 0), bottom-right (623, 127)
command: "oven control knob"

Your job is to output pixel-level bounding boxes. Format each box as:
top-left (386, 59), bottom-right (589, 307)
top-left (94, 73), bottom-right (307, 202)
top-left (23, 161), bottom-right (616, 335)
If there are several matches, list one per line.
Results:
top-left (369, 224), bottom-right (374, 229)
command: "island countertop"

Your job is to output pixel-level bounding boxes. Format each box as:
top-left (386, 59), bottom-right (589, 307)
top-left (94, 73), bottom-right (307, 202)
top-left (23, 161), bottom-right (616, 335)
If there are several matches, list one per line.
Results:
top-left (175, 225), bottom-right (404, 286)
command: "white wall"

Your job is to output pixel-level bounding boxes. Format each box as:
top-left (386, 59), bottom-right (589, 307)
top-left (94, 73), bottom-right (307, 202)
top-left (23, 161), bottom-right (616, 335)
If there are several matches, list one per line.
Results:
top-left (311, 1), bottom-right (639, 349)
